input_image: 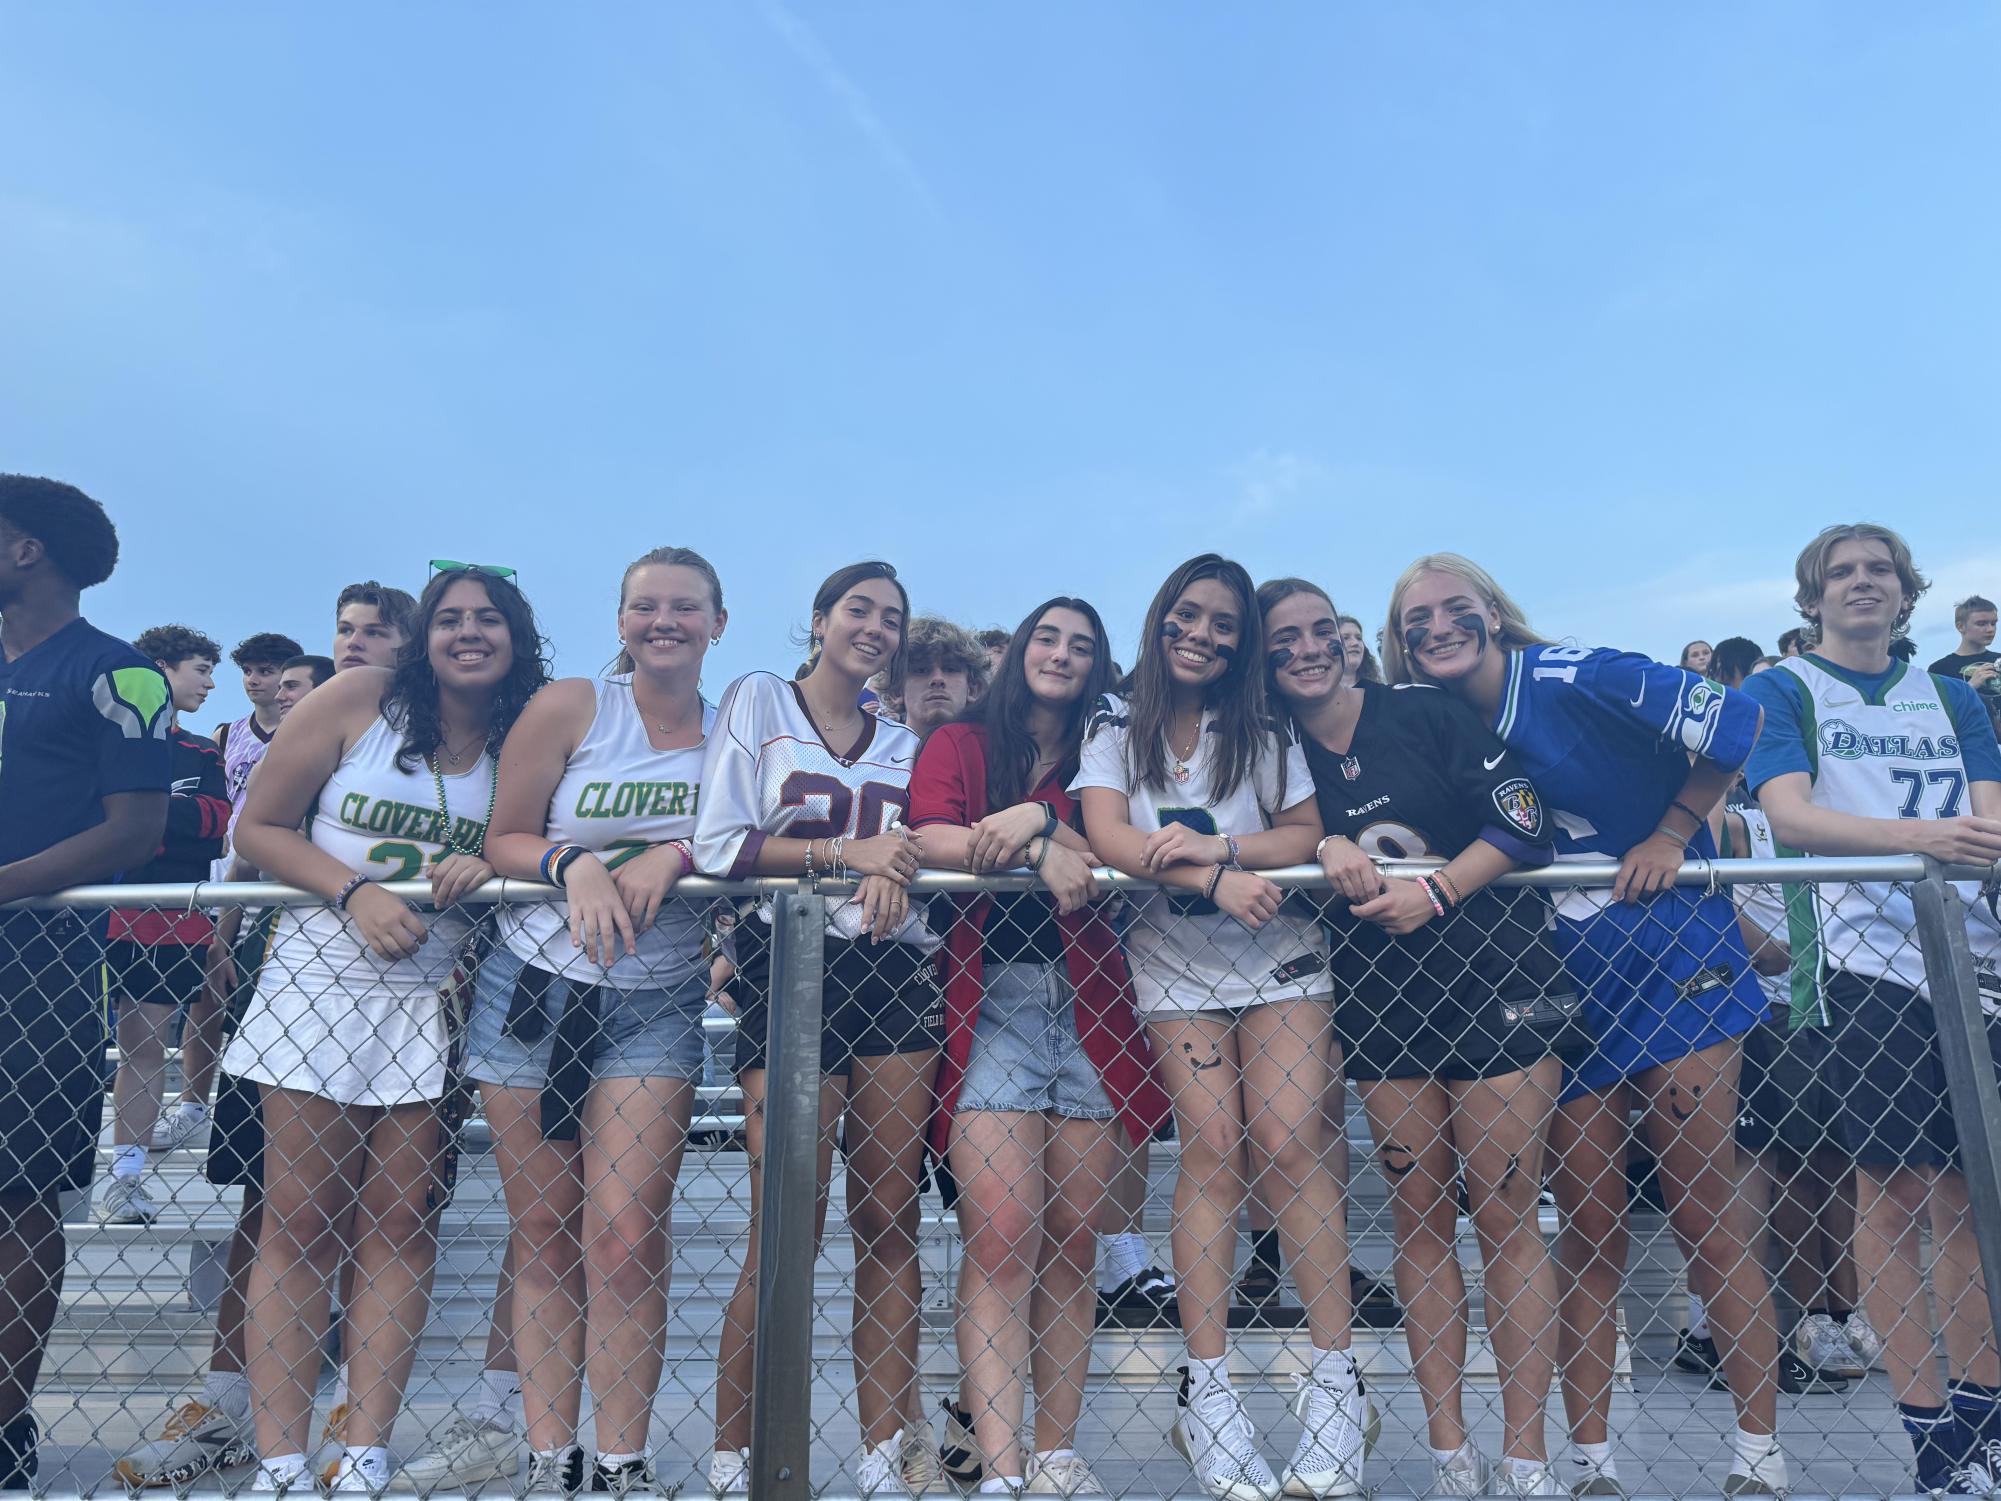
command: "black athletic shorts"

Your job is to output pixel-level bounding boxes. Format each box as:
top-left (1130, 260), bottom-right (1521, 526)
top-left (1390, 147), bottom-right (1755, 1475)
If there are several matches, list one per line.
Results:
top-left (204, 913), bottom-right (278, 1191)
top-left (1822, 967), bottom-right (2001, 1169)
top-left (105, 939), bottom-right (209, 1012)
top-left (1339, 981), bottom-right (1590, 1083)
top-left (1734, 1013), bottom-right (1844, 1157)
top-left (731, 916), bottom-right (944, 1077)
top-left (0, 911), bottom-right (110, 1198)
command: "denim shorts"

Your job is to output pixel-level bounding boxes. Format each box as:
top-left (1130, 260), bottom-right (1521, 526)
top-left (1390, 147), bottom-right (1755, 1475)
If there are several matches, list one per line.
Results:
top-left (957, 961), bottom-right (1114, 1120)
top-left (464, 941), bottom-right (707, 1088)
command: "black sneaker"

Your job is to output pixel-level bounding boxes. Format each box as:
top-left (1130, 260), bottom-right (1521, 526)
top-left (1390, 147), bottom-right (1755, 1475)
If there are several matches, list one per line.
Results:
top-left (0, 1415), bottom-right (36, 1492)
top-left (591, 1456), bottom-right (662, 1496)
top-left (1097, 1266), bottom-right (1177, 1327)
top-left (938, 1399), bottom-right (983, 1487)
top-left (1673, 1328), bottom-right (1721, 1379)
top-left (1777, 1351), bottom-right (1849, 1395)
top-left (1351, 1269), bottom-right (1404, 1330)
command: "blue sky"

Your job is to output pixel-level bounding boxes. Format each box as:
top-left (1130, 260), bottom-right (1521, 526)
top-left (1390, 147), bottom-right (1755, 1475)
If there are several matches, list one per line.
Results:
top-left (3, 3), bottom-right (1995, 728)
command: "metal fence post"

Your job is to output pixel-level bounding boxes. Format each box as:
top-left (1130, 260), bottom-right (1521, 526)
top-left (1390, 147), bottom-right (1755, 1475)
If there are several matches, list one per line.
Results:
top-left (750, 888), bottom-right (826, 1501)
top-left (1911, 858), bottom-right (2001, 1357)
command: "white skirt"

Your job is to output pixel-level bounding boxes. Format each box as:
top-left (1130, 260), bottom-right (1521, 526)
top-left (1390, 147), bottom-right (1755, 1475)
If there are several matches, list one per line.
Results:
top-left (221, 908), bottom-right (456, 1106)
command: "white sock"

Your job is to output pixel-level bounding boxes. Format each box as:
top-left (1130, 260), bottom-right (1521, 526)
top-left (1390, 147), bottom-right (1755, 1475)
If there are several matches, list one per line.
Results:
top-left (1571, 1442), bottom-right (1618, 1480)
top-left (597, 1450), bottom-right (645, 1470)
top-left (341, 1446), bottom-right (391, 1480)
top-left (1034, 1449), bottom-right (1077, 1464)
top-left (1732, 1428), bottom-right (1782, 1479)
top-left (1311, 1344), bottom-right (1359, 1388)
top-left (178, 1100), bottom-right (210, 1124)
top-left (978, 1479), bottom-right (1022, 1494)
top-left (1187, 1354), bottom-right (1232, 1396)
top-left (1431, 1446), bottom-right (1470, 1469)
top-left (111, 1144), bottom-right (148, 1179)
top-left (470, 1367), bottom-right (521, 1426)
top-left (1686, 1292), bottom-right (1710, 1341)
top-left (258, 1454), bottom-right (309, 1489)
top-left (1100, 1232), bottom-right (1151, 1289)
top-left (201, 1369), bottom-right (251, 1420)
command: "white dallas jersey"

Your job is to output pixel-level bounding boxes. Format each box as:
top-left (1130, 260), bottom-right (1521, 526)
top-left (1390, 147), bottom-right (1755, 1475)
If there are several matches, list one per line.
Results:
top-left (1773, 656), bottom-right (2001, 999)
top-left (694, 671), bottom-right (932, 946)
top-left (1727, 807), bottom-right (1801, 1019)
top-left (504, 679), bottom-right (713, 991)
top-left (1071, 693), bottom-right (1331, 1014)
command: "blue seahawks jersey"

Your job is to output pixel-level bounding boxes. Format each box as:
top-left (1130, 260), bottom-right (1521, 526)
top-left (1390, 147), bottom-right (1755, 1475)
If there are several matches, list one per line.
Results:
top-left (1491, 645), bottom-right (1762, 864)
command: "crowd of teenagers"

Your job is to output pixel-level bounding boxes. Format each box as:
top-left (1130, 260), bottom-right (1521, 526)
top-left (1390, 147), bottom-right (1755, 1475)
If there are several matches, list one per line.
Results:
top-left (2, 471), bottom-right (2001, 1500)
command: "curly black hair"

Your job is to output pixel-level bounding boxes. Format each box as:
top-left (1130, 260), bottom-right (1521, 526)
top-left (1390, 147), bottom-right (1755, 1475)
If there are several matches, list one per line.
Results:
top-left (382, 568), bottom-right (551, 772)
top-left (0, 474), bottom-right (119, 589)
top-left (232, 632), bottom-right (304, 669)
top-left (134, 624), bottom-right (223, 668)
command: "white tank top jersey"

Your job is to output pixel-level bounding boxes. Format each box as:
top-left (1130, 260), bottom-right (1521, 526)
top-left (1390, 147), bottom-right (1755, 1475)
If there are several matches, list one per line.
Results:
top-left (278, 712), bottom-right (494, 983)
top-left (213, 713), bottom-right (274, 875)
top-left (503, 678), bottom-right (714, 991)
top-left (693, 670), bottom-right (934, 946)
top-left (1774, 656), bottom-right (2001, 1000)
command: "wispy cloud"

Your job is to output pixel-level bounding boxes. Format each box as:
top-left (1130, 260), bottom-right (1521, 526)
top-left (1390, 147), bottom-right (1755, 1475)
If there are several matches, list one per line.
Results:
top-left (756, 0), bottom-right (942, 221)
top-left (1228, 447), bottom-right (1329, 522)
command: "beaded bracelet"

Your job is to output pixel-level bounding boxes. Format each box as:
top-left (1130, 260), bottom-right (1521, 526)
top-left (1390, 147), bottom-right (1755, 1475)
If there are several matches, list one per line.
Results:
top-left (1433, 869), bottom-right (1462, 908)
top-left (666, 839), bottom-right (695, 874)
top-left (1417, 875), bottom-right (1449, 919)
top-left (1224, 834), bottom-right (1243, 869)
top-left (803, 839), bottom-right (817, 879)
top-left (1203, 864), bottom-right (1226, 903)
top-left (334, 873), bottom-right (368, 911)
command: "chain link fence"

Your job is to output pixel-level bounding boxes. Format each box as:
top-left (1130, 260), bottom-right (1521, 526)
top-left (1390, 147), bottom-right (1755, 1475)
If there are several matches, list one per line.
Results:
top-left (4, 856), bottom-right (2000, 1499)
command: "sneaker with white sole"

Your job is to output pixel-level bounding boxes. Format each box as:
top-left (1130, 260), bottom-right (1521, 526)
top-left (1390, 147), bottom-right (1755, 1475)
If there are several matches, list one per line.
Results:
top-left (1280, 1363), bottom-right (1368, 1500)
top-left (522, 1447), bottom-right (584, 1497)
top-left (112, 1400), bottom-right (256, 1488)
top-left (1720, 1451), bottom-right (1789, 1498)
top-left (1843, 1308), bottom-right (1886, 1371)
top-left (1024, 1452), bottom-right (1106, 1496)
top-left (1794, 1313), bottom-right (1864, 1380)
top-left (1431, 1444), bottom-right (1489, 1498)
top-left (938, 1400), bottom-right (983, 1488)
top-left (592, 1457), bottom-right (666, 1497)
top-left (1495, 1463), bottom-right (1563, 1497)
top-left (902, 1429), bottom-right (942, 1491)
top-left (318, 1402), bottom-right (356, 1490)
top-left (1169, 1367), bottom-right (1280, 1501)
top-left (385, 1414), bottom-right (517, 1493)
top-left (857, 1429), bottom-right (916, 1497)
top-left (151, 1109), bottom-right (211, 1153)
top-left (709, 1448), bottom-right (749, 1496)
top-left (97, 1175), bottom-right (160, 1226)
top-left (331, 1451), bottom-right (395, 1494)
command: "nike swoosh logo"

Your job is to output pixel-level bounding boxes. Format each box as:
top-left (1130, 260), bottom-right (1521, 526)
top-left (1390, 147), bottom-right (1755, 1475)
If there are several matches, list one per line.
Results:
top-left (1630, 684), bottom-right (1646, 707)
top-left (1483, 751), bottom-right (1506, 770)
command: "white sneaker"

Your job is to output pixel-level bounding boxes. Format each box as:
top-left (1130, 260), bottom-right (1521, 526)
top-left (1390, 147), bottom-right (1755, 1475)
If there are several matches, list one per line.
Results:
top-left (151, 1109), bottom-right (210, 1152)
top-left (1843, 1308), bottom-right (1886, 1371)
top-left (97, 1175), bottom-right (160, 1225)
top-left (385, 1415), bottom-right (517, 1493)
top-left (1721, 1451), bottom-right (1789, 1497)
top-left (857, 1429), bottom-right (916, 1497)
top-left (1495, 1463), bottom-right (1563, 1497)
top-left (1170, 1369), bottom-right (1280, 1501)
top-left (1794, 1313), bottom-right (1864, 1379)
top-left (1024, 1452), bottom-right (1106, 1496)
top-left (709, 1448), bottom-right (749, 1496)
top-left (331, 1452), bottom-right (395, 1494)
top-left (1431, 1444), bottom-right (1489, 1498)
top-left (522, 1447), bottom-right (583, 1497)
top-left (112, 1400), bottom-right (256, 1488)
top-left (938, 1400), bottom-right (983, 1488)
top-left (1280, 1364), bottom-right (1368, 1499)
top-left (901, 1429), bottom-right (942, 1491)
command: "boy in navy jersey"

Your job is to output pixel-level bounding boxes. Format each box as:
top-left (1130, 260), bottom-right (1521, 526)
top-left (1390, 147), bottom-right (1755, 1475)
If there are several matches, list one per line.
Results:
top-left (0, 475), bottom-right (171, 1488)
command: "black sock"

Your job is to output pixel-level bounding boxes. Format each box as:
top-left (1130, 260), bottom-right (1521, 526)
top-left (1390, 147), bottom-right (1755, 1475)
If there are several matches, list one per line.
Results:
top-left (1903, 1402), bottom-right (1968, 1491)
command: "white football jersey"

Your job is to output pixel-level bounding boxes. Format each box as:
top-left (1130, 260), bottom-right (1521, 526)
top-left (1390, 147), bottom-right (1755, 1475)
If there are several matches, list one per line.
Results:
top-left (693, 671), bottom-right (931, 945)
top-left (1070, 693), bottom-right (1331, 1014)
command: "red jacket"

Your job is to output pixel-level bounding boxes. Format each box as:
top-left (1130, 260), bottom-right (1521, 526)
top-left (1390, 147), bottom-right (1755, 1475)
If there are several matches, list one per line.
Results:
top-left (908, 722), bottom-right (1169, 1155)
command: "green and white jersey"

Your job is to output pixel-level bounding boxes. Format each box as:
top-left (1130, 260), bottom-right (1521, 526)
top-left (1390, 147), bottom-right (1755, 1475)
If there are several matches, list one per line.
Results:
top-left (1746, 655), bottom-right (2001, 1001)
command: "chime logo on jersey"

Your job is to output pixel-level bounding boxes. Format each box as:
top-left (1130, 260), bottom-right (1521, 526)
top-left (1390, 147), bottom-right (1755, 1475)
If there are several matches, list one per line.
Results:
top-left (1818, 718), bottom-right (1959, 763)
top-left (1491, 777), bottom-right (1542, 836)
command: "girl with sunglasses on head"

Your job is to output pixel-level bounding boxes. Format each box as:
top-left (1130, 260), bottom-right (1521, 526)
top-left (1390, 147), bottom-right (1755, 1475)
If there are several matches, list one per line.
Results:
top-left (908, 597), bottom-right (1171, 1497)
top-left (1384, 553), bottom-right (1784, 1499)
top-left (1074, 554), bottom-right (1364, 1501)
top-left (451, 547), bottom-right (726, 1498)
top-left (1261, 577), bottom-right (1581, 1498)
top-left (693, 560), bottom-right (944, 1497)
top-left (226, 566), bottom-right (549, 1494)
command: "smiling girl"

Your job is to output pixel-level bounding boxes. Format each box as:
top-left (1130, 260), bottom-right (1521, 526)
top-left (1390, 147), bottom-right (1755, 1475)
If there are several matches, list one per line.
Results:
top-left (1384, 553), bottom-right (1784, 1499)
top-left (226, 567), bottom-right (549, 1494)
top-left (1074, 554), bottom-right (1362, 1501)
top-left (693, 561), bottom-right (943, 1496)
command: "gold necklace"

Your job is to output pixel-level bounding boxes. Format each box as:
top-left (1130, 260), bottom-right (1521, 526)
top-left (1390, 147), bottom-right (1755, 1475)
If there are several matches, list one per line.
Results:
top-left (1170, 715), bottom-right (1201, 784)
top-left (438, 727), bottom-right (484, 766)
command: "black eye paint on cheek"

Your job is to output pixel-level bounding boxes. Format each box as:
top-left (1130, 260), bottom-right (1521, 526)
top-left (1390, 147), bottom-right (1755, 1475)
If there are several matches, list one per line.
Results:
top-left (1160, 619), bottom-right (1183, 641)
top-left (1267, 647), bottom-right (1295, 672)
top-left (1452, 612), bottom-right (1489, 652)
top-left (1403, 624), bottom-right (1431, 657)
top-left (1214, 642), bottom-right (1236, 662)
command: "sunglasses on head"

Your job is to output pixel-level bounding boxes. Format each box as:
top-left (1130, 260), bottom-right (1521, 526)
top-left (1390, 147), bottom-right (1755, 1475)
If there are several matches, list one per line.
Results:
top-left (429, 559), bottom-right (517, 581)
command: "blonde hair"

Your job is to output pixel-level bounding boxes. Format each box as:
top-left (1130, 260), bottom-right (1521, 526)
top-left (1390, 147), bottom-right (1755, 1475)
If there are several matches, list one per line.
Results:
top-left (1791, 523), bottom-right (1928, 642)
top-left (1381, 552), bottom-right (1549, 683)
top-left (612, 546), bottom-right (724, 674)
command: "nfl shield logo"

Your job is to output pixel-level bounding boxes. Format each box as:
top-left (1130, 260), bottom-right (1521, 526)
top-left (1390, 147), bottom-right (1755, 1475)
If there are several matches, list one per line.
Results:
top-left (1340, 756), bottom-right (1361, 781)
top-left (1494, 777), bottom-right (1541, 835)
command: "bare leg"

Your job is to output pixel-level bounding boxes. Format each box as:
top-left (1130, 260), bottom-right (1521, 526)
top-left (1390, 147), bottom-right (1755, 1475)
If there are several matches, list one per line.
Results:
top-left (951, 1110), bottom-right (1049, 1480)
top-left (580, 1076), bottom-right (694, 1456)
top-left (1027, 1116), bottom-right (1118, 1454)
top-left (179, 978), bottom-right (229, 1115)
top-left (1931, 1171), bottom-right (2001, 1387)
top-left (211, 1186), bottom-right (264, 1375)
top-left (110, 1000), bottom-right (175, 1157)
top-left (1855, 1165), bottom-right (1945, 1404)
top-left (1548, 1086), bottom-right (1630, 1448)
top-left (1145, 1016), bottom-right (1248, 1360)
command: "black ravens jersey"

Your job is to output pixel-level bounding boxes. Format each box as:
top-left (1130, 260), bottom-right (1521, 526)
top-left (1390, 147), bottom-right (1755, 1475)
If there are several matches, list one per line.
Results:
top-left (1307, 681), bottom-right (1583, 1081)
